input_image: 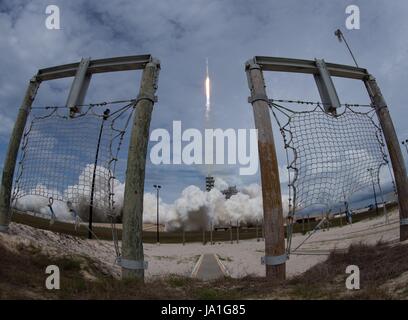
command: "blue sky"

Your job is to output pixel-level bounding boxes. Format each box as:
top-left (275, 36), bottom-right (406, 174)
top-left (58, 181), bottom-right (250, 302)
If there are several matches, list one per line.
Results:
top-left (1, 0), bottom-right (408, 203)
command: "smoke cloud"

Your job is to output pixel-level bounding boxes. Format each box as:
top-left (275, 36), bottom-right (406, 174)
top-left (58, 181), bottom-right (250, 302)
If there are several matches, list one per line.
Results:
top-left (142, 178), bottom-right (289, 231)
top-left (13, 165), bottom-right (289, 231)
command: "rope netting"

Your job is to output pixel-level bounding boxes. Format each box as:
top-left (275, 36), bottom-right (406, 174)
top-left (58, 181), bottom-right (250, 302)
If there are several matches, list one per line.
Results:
top-left (11, 100), bottom-right (135, 226)
top-left (268, 100), bottom-right (389, 255)
top-left (269, 101), bottom-right (387, 215)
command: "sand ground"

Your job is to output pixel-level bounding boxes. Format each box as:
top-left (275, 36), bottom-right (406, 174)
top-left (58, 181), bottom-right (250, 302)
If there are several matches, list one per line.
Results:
top-left (0, 209), bottom-right (399, 280)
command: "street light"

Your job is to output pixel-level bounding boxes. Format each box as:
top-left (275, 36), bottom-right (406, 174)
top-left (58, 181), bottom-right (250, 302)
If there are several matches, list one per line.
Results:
top-left (334, 28), bottom-right (359, 68)
top-left (367, 168), bottom-right (379, 215)
top-left (153, 184), bottom-right (162, 244)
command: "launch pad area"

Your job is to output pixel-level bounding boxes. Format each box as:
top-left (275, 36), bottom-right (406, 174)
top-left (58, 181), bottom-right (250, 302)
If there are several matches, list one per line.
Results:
top-left (10, 205), bottom-right (393, 244)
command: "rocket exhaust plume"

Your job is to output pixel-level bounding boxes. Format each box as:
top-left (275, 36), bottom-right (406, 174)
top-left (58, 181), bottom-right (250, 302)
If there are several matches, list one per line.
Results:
top-left (204, 58), bottom-right (212, 178)
top-left (205, 58), bottom-right (211, 121)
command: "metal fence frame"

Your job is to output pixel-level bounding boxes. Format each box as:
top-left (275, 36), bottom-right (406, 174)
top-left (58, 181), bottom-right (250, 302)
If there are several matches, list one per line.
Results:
top-left (0, 55), bottom-right (160, 281)
top-left (245, 56), bottom-right (408, 281)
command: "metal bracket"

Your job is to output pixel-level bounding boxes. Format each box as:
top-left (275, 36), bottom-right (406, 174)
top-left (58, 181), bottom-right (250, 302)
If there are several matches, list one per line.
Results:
top-left (245, 59), bottom-right (263, 96)
top-left (246, 60), bottom-right (262, 71)
top-left (364, 75), bottom-right (388, 111)
top-left (149, 58), bottom-right (161, 91)
top-left (261, 254), bottom-right (288, 266)
top-left (400, 218), bottom-right (408, 226)
top-left (0, 225), bottom-right (9, 233)
top-left (136, 93), bottom-right (158, 104)
top-left (314, 59), bottom-right (341, 113)
top-left (248, 94), bottom-right (269, 104)
top-left (118, 257), bottom-right (148, 270)
top-left (66, 57), bottom-right (92, 116)
top-left (364, 74), bottom-right (376, 97)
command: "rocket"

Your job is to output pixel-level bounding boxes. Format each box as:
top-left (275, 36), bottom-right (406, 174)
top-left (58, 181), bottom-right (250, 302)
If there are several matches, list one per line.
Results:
top-left (205, 58), bottom-right (210, 119)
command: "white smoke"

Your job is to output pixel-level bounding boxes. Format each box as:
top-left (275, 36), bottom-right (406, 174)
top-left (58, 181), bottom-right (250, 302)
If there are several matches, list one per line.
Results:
top-left (14, 189), bottom-right (72, 220)
top-left (14, 164), bottom-right (125, 222)
top-left (142, 177), bottom-right (290, 231)
top-left (14, 165), bottom-right (289, 231)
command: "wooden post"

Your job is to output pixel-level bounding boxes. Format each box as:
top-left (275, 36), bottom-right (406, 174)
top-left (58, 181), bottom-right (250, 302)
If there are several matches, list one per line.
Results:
top-left (210, 221), bottom-right (213, 245)
top-left (0, 77), bottom-right (41, 232)
top-left (182, 227), bottom-right (185, 246)
top-left (364, 75), bottom-right (408, 241)
top-left (246, 60), bottom-right (286, 280)
top-left (230, 221), bottom-right (233, 244)
top-left (321, 212), bottom-right (324, 231)
top-left (121, 60), bottom-right (160, 280)
top-left (236, 219), bottom-right (239, 244)
top-left (256, 219), bottom-right (260, 242)
top-left (327, 213), bottom-right (330, 231)
top-left (202, 228), bottom-right (205, 245)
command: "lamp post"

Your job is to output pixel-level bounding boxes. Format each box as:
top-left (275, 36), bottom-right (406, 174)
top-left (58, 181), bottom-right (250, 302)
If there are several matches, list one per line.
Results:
top-left (334, 28), bottom-right (359, 68)
top-left (367, 168), bottom-right (379, 215)
top-left (88, 109), bottom-right (110, 239)
top-left (153, 184), bottom-right (161, 244)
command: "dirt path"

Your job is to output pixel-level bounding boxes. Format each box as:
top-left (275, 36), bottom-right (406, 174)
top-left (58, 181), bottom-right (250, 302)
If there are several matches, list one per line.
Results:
top-left (192, 254), bottom-right (226, 280)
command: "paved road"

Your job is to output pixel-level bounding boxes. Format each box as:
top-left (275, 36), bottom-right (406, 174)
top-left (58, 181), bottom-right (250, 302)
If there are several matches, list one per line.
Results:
top-left (192, 254), bottom-right (226, 281)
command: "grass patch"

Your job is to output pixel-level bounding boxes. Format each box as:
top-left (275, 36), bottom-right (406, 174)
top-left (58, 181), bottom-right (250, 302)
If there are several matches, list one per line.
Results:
top-left (192, 285), bottom-right (239, 300)
top-left (1, 239), bottom-right (407, 300)
top-left (167, 276), bottom-right (193, 288)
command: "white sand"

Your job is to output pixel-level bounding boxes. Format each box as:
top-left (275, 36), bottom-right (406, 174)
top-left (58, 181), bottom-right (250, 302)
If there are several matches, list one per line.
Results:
top-left (0, 209), bottom-right (399, 280)
top-left (144, 209), bottom-right (399, 278)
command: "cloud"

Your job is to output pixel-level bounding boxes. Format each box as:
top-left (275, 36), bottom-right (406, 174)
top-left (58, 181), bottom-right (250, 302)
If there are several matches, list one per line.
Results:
top-left (1, 0), bottom-right (406, 208)
top-left (0, 116), bottom-right (14, 139)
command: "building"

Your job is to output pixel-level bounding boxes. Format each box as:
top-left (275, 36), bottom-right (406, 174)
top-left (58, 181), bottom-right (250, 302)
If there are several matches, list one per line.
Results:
top-left (205, 176), bottom-right (215, 192)
top-left (221, 186), bottom-right (238, 199)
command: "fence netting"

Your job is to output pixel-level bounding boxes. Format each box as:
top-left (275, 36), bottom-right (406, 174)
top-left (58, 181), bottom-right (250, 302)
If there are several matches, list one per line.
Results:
top-left (11, 101), bottom-right (135, 223)
top-left (268, 100), bottom-right (388, 218)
